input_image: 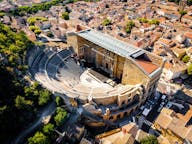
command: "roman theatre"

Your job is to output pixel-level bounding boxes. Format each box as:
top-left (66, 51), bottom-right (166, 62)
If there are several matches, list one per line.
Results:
top-left (28, 26), bottom-right (164, 122)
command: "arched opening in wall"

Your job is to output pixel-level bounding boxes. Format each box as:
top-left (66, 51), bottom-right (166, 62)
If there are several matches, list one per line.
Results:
top-left (122, 101), bottom-right (125, 105)
top-left (134, 94), bottom-right (140, 102)
top-left (117, 114), bottom-right (121, 119)
top-left (124, 112), bottom-right (127, 116)
top-left (120, 73), bottom-right (123, 81)
top-left (109, 116), bottom-right (113, 120)
top-left (141, 85), bottom-right (146, 94)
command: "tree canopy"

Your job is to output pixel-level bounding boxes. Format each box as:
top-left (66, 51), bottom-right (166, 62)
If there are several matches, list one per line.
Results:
top-left (182, 55), bottom-right (190, 63)
top-left (61, 12), bottom-right (70, 20)
top-left (38, 90), bottom-right (51, 106)
top-left (125, 21), bottom-right (135, 33)
top-left (0, 24), bottom-right (52, 143)
top-left (0, 23), bottom-right (34, 69)
top-left (42, 123), bottom-right (55, 135)
top-left (140, 135), bottom-right (158, 144)
top-left (10, 0), bottom-right (63, 16)
top-left (102, 18), bottom-right (112, 26)
top-left (54, 107), bottom-right (67, 126)
top-left (187, 63), bottom-right (192, 75)
top-left (28, 131), bottom-right (50, 144)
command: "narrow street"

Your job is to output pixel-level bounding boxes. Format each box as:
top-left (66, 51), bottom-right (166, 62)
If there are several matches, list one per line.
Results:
top-left (14, 101), bottom-right (56, 144)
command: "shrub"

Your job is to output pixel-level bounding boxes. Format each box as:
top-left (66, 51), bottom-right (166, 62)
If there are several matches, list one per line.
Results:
top-left (28, 131), bottom-right (50, 144)
top-left (182, 55), bottom-right (190, 63)
top-left (61, 12), bottom-right (69, 20)
top-left (47, 31), bottom-right (54, 37)
top-left (179, 10), bottom-right (187, 16)
top-left (187, 63), bottom-right (192, 75)
top-left (42, 123), bottom-right (54, 135)
top-left (125, 21), bottom-right (135, 33)
top-left (34, 29), bottom-right (41, 35)
top-left (0, 12), bottom-right (5, 17)
top-left (140, 135), bottom-right (158, 144)
top-left (38, 90), bottom-right (51, 106)
top-left (54, 107), bottom-right (67, 126)
top-left (102, 18), bottom-right (112, 26)
top-left (55, 96), bottom-right (62, 106)
top-left (27, 17), bottom-right (48, 25)
top-left (138, 18), bottom-right (148, 23)
top-left (148, 19), bottom-right (160, 25)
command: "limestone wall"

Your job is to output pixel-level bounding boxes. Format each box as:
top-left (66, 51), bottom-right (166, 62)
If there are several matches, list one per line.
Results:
top-left (66, 32), bottom-right (79, 54)
top-left (121, 59), bottom-right (149, 85)
top-left (93, 95), bottom-right (117, 105)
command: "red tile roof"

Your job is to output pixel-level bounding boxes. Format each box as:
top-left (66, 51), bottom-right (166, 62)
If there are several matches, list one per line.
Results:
top-left (135, 60), bottom-right (159, 74)
top-left (185, 32), bottom-right (192, 39)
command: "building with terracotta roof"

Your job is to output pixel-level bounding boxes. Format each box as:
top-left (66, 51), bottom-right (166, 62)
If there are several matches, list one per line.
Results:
top-left (163, 60), bottom-right (187, 80)
top-left (184, 32), bottom-right (192, 46)
top-left (95, 122), bottom-right (154, 144)
top-left (153, 107), bottom-right (192, 144)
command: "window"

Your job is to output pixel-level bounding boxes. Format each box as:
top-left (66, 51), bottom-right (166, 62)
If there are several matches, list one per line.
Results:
top-left (80, 47), bottom-right (84, 53)
top-left (106, 50), bottom-right (110, 55)
top-left (106, 63), bottom-right (108, 69)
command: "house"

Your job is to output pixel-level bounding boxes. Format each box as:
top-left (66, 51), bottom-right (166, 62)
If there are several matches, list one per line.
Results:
top-left (171, 47), bottom-right (186, 59)
top-left (79, 138), bottom-right (92, 144)
top-left (140, 24), bottom-right (156, 33)
top-left (96, 122), bottom-right (154, 144)
top-left (22, 28), bottom-right (36, 41)
top-left (3, 15), bottom-right (11, 25)
top-left (184, 32), bottom-right (192, 46)
top-left (163, 61), bottom-right (187, 80)
top-left (156, 9), bottom-right (179, 20)
top-left (153, 107), bottom-right (192, 144)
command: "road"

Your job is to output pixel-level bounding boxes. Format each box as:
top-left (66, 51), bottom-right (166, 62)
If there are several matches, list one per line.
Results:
top-left (14, 101), bottom-right (56, 144)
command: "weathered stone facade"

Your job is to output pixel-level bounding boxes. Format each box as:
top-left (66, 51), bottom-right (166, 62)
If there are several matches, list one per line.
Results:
top-left (66, 28), bottom-right (165, 121)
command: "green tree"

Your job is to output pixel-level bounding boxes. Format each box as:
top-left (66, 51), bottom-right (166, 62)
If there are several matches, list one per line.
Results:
top-left (0, 105), bottom-right (7, 114)
top-left (138, 18), bottom-right (148, 23)
top-left (125, 21), bottom-right (135, 33)
top-left (187, 0), bottom-right (192, 6)
top-left (179, 10), bottom-right (187, 22)
top-left (61, 12), bottom-right (69, 20)
top-left (38, 90), bottom-right (51, 106)
top-left (140, 135), bottom-right (158, 144)
top-left (47, 31), bottom-right (54, 37)
top-left (55, 96), bottom-right (62, 106)
top-left (42, 123), bottom-right (54, 135)
top-left (15, 95), bottom-right (33, 109)
top-left (102, 18), bottom-right (112, 26)
top-left (34, 29), bottom-right (41, 35)
top-left (187, 63), bottom-right (192, 75)
top-left (29, 26), bottom-right (40, 32)
top-left (0, 12), bottom-right (5, 17)
top-left (148, 19), bottom-right (160, 25)
top-left (54, 107), bottom-right (67, 126)
top-left (28, 131), bottom-right (50, 144)
top-left (182, 55), bottom-right (190, 63)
